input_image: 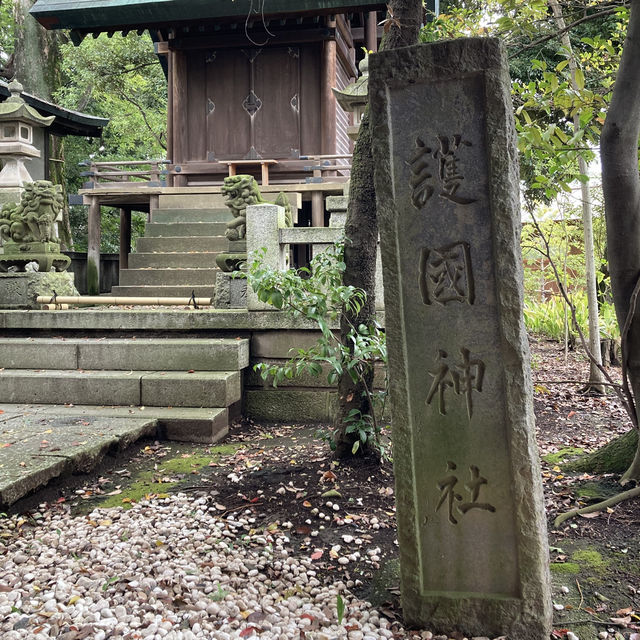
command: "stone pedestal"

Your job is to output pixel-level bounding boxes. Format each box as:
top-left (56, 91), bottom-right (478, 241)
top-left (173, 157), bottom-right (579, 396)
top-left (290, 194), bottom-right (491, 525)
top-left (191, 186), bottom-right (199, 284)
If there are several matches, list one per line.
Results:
top-left (0, 240), bottom-right (71, 273)
top-left (0, 271), bottom-right (78, 309)
top-left (370, 39), bottom-right (551, 638)
top-left (246, 203), bottom-right (288, 311)
top-left (213, 272), bottom-right (247, 309)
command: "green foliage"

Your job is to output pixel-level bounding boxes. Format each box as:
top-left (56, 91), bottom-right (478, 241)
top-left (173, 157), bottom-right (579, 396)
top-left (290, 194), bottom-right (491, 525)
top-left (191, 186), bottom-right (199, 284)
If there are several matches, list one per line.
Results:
top-left (69, 205), bottom-right (146, 253)
top-left (56, 32), bottom-right (167, 166)
top-left (336, 594), bottom-right (345, 625)
top-left (0, 2), bottom-right (14, 56)
top-left (420, 0), bottom-right (628, 201)
top-left (245, 243), bottom-right (388, 456)
top-left (524, 295), bottom-right (619, 343)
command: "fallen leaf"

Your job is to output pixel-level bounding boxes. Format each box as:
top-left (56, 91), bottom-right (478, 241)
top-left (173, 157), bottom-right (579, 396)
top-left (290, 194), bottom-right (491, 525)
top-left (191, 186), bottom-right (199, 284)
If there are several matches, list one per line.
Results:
top-left (611, 616), bottom-right (632, 626)
top-left (239, 627), bottom-right (257, 637)
top-left (302, 500), bottom-right (312, 508)
top-left (310, 550), bottom-right (324, 560)
top-left (617, 607), bottom-right (635, 616)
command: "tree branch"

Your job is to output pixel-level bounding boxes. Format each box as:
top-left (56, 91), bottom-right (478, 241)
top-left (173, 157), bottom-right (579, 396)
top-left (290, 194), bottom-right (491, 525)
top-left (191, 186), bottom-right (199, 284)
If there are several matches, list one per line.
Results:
top-left (508, 3), bottom-right (628, 59)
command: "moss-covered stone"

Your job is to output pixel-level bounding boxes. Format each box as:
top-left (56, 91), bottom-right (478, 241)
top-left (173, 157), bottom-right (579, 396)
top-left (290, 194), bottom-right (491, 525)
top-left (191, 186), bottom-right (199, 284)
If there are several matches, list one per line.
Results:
top-left (542, 447), bottom-right (585, 465)
top-left (550, 562), bottom-right (580, 574)
top-left (565, 429), bottom-right (637, 474)
top-left (572, 549), bottom-right (609, 572)
top-left (92, 443), bottom-right (243, 510)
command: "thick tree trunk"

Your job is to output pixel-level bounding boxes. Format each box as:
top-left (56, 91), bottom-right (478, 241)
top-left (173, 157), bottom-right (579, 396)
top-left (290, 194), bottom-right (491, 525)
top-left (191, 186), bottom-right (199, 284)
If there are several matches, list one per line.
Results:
top-left (333, 0), bottom-right (423, 458)
top-left (12, 0), bottom-right (72, 247)
top-left (600, 0), bottom-right (640, 483)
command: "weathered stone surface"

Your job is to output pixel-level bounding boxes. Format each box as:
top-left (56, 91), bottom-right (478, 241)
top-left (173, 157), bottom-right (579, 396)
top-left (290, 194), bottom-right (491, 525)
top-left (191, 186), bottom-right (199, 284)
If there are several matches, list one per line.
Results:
top-left (0, 413), bottom-right (157, 506)
top-left (244, 389), bottom-right (337, 423)
top-left (0, 271), bottom-right (77, 309)
top-left (251, 330), bottom-right (326, 358)
top-left (0, 308), bottom-right (370, 332)
top-left (246, 203), bottom-right (289, 311)
top-left (0, 403), bottom-right (229, 445)
top-left (141, 371), bottom-right (241, 408)
top-left (370, 38), bottom-right (551, 638)
top-left (213, 271), bottom-right (248, 308)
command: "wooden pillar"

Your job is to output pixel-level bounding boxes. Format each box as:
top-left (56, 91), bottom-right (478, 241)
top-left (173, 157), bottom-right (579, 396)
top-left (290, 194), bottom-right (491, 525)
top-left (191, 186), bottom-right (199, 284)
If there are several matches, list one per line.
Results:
top-left (167, 50), bottom-right (174, 176)
top-left (311, 191), bottom-right (324, 227)
top-left (149, 194), bottom-right (159, 222)
top-left (365, 11), bottom-right (378, 52)
top-left (321, 24), bottom-right (337, 157)
top-left (87, 197), bottom-right (101, 295)
top-left (171, 49), bottom-right (188, 187)
top-left (119, 207), bottom-right (132, 271)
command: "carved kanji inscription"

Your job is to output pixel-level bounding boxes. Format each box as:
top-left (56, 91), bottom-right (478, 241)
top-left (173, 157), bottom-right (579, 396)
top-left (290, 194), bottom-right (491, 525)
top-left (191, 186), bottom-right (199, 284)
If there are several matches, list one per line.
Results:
top-left (419, 241), bottom-right (474, 306)
top-left (426, 347), bottom-right (485, 420)
top-left (410, 134), bottom-right (478, 209)
top-left (435, 461), bottom-right (496, 525)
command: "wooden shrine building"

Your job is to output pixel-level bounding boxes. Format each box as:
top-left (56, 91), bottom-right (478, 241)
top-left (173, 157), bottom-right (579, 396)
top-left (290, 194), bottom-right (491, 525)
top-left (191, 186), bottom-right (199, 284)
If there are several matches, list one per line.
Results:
top-left (30, 0), bottom-right (387, 188)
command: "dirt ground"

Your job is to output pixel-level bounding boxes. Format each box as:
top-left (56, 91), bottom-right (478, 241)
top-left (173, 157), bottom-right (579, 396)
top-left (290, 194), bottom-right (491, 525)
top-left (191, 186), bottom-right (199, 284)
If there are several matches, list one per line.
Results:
top-left (5, 334), bottom-right (640, 639)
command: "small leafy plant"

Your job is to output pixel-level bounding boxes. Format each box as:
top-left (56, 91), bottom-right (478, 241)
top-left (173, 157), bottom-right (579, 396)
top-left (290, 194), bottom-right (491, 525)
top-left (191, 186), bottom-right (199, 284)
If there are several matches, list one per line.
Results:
top-left (245, 242), bottom-right (388, 456)
top-left (336, 594), bottom-right (345, 625)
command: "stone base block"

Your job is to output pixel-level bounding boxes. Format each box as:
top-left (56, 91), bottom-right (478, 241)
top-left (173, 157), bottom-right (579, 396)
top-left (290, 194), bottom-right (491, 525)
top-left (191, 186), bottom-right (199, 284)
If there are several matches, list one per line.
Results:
top-left (0, 271), bottom-right (78, 309)
top-left (213, 271), bottom-right (247, 309)
top-left (244, 389), bottom-right (337, 423)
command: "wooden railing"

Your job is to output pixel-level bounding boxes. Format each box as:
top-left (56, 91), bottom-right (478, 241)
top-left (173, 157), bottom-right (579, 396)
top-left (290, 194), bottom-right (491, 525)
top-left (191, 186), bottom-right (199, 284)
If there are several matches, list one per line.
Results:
top-left (79, 159), bottom-right (169, 187)
top-left (300, 154), bottom-right (352, 183)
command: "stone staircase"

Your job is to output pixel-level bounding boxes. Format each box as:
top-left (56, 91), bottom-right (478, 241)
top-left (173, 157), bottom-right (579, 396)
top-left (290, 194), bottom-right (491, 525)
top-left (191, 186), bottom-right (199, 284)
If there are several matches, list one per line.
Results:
top-left (112, 202), bottom-right (232, 298)
top-left (0, 336), bottom-right (249, 443)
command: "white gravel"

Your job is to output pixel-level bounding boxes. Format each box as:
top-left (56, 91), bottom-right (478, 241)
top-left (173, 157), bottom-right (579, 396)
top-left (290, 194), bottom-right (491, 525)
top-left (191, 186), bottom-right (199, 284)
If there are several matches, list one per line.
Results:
top-left (1, 493), bottom-right (412, 640)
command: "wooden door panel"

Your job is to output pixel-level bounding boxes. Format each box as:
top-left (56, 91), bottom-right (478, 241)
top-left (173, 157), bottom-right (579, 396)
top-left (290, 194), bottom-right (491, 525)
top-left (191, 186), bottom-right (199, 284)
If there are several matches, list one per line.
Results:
top-left (254, 47), bottom-right (301, 158)
top-left (205, 49), bottom-right (251, 159)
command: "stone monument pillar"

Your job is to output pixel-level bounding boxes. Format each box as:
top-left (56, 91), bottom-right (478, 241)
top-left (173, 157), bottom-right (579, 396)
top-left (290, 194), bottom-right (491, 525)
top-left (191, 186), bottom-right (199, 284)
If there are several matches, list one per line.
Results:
top-left (369, 39), bottom-right (552, 638)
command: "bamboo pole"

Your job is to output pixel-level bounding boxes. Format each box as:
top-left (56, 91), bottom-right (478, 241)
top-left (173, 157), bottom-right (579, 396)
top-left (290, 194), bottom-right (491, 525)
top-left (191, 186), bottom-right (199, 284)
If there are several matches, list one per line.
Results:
top-left (36, 296), bottom-right (213, 307)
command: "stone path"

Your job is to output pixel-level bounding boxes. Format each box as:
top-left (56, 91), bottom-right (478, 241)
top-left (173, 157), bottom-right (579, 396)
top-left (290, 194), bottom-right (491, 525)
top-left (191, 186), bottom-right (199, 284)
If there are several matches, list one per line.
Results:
top-left (0, 405), bottom-right (158, 507)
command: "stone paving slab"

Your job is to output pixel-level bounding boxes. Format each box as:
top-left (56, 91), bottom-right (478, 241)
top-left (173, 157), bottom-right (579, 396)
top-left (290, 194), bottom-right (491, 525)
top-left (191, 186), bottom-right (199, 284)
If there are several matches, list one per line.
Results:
top-left (0, 410), bottom-right (157, 506)
top-left (0, 403), bottom-right (229, 445)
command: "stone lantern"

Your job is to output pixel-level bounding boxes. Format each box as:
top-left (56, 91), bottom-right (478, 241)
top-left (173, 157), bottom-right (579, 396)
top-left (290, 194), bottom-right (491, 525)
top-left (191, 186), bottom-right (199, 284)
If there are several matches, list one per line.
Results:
top-left (332, 55), bottom-right (369, 140)
top-left (0, 80), bottom-right (55, 205)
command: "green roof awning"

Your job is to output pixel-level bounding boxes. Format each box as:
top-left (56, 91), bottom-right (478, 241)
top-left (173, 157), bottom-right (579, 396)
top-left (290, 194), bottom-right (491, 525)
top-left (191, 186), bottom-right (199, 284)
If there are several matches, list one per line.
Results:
top-left (0, 80), bottom-right (108, 137)
top-left (31, 0), bottom-right (387, 32)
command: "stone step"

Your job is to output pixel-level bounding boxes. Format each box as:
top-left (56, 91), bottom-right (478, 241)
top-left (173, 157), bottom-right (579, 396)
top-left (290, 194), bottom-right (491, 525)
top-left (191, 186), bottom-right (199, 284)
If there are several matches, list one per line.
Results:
top-left (0, 409), bottom-right (158, 506)
top-left (128, 252), bottom-right (223, 269)
top-left (110, 285), bottom-right (216, 298)
top-left (158, 194), bottom-right (228, 209)
top-left (0, 338), bottom-right (249, 372)
top-left (0, 370), bottom-right (241, 408)
top-left (1, 403), bottom-right (229, 448)
top-left (152, 208), bottom-right (230, 223)
top-left (0, 403), bottom-right (231, 505)
top-left (136, 236), bottom-right (228, 253)
top-left (145, 222), bottom-right (227, 237)
top-left (118, 268), bottom-right (219, 287)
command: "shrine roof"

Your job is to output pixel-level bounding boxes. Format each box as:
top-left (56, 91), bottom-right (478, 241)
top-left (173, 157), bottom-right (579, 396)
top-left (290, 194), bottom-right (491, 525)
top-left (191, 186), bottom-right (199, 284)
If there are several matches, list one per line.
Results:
top-left (30, 0), bottom-right (387, 33)
top-left (0, 81), bottom-right (108, 137)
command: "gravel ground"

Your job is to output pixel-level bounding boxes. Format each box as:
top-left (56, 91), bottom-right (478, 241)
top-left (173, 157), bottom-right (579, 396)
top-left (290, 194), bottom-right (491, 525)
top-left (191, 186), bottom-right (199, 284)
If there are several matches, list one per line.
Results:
top-left (0, 492), bottom-right (501, 640)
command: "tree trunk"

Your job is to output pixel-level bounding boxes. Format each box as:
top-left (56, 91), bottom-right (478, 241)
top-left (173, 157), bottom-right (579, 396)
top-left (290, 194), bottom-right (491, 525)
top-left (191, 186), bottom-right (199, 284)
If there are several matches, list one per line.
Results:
top-left (600, 0), bottom-right (640, 483)
top-left (549, 0), bottom-right (606, 392)
top-left (12, 0), bottom-right (71, 247)
top-left (565, 429), bottom-right (638, 475)
top-left (13, 0), bottom-right (61, 99)
top-left (333, 0), bottom-right (423, 458)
